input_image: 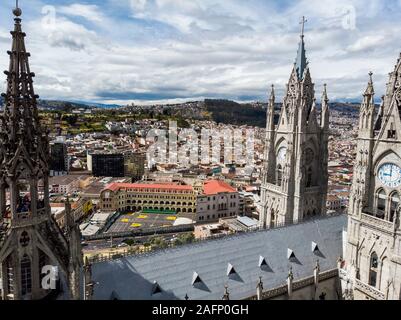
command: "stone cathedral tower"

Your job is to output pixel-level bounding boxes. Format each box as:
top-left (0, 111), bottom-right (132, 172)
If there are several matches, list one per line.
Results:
top-left (0, 5), bottom-right (83, 300)
top-left (343, 54), bottom-right (401, 300)
top-left (260, 20), bottom-right (329, 229)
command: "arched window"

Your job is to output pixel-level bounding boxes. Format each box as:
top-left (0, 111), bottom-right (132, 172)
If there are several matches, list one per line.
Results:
top-left (5, 255), bottom-right (14, 295)
top-left (21, 255), bottom-right (32, 296)
top-left (276, 165), bottom-right (283, 186)
top-left (376, 189), bottom-right (386, 219)
top-left (270, 209), bottom-right (275, 227)
top-left (306, 167), bottom-right (313, 188)
top-left (365, 113), bottom-right (369, 130)
top-left (389, 193), bottom-right (400, 222)
top-left (369, 252), bottom-right (378, 288)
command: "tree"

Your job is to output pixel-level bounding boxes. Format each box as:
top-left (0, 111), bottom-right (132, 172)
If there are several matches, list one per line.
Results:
top-left (64, 114), bottom-right (78, 126)
top-left (174, 232), bottom-right (195, 246)
top-left (150, 236), bottom-right (168, 249)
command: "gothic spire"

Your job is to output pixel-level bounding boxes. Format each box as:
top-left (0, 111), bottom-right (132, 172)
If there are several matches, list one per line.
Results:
top-left (1, 2), bottom-right (41, 157)
top-left (321, 84), bottom-right (330, 129)
top-left (322, 84), bottom-right (329, 104)
top-left (295, 16), bottom-right (308, 80)
top-left (364, 71), bottom-right (375, 97)
top-left (269, 84), bottom-right (275, 103)
top-left (266, 84), bottom-right (276, 132)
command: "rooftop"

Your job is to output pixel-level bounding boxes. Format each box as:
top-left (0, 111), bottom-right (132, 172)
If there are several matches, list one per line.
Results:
top-left (105, 183), bottom-right (194, 192)
top-left (92, 214), bottom-right (346, 300)
top-left (202, 180), bottom-right (237, 195)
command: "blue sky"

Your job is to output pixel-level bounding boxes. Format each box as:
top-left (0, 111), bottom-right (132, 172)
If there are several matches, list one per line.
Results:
top-left (0, 0), bottom-right (400, 105)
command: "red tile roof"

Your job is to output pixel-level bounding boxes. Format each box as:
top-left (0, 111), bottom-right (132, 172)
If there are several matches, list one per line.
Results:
top-left (203, 180), bottom-right (237, 195)
top-left (105, 183), bottom-right (193, 192)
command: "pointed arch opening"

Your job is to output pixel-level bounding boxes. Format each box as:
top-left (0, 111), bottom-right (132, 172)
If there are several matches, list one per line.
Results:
top-left (270, 209), bottom-right (275, 227)
top-left (276, 165), bottom-right (283, 186)
top-left (369, 252), bottom-right (379, 288)
top-left (389, 192), bottom-right (400, 222)
top-left (5, 254), bottom-right (15, 296)
top-left (306, 167), bottom-right (313, 188)
top-left (376, 189), bottom-right (386, 219)
top-left (20, 254), bottom-right (32, 296)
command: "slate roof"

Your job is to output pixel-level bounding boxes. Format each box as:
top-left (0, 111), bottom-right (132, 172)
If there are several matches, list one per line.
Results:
top-left (92, 215), bottom-right (346, 300)
top-left (295, 35), bottom-right (308, 80)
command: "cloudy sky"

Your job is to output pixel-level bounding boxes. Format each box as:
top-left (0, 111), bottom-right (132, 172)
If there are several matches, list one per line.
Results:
top-left (0, 0), bottom-right (400, 105)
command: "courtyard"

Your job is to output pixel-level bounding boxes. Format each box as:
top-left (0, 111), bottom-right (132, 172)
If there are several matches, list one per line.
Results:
top-left (105, 210), bottom-right (195, 233)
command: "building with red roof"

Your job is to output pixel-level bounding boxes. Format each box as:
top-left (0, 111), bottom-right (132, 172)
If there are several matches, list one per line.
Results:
top-left (196, 180), bottom-right (240, 223)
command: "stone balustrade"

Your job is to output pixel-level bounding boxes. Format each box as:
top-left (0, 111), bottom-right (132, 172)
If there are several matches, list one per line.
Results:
top-left (361, 213), bottom-right (394, 234)
top-left (354, 279), bottom-right (385, 300)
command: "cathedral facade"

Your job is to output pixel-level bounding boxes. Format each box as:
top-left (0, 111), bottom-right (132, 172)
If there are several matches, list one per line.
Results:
top-left (260, 27), bottom-right (329, 229)
top-left (343, 55), bottom-right (401, 300)
top-left (0, 6), bottom-right (82, 300)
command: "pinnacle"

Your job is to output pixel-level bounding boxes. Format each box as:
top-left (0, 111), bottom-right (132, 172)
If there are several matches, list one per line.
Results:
top-left (364, 72), bottom-right (375, 96)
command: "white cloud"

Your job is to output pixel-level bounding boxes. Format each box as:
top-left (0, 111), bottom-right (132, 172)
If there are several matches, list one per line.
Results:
top-left (1, 0), bottom-right (401, 105)
top-left (130, 0), bottom-right (148, 11)
top-left (347, 35), bottom-right (386, 53)
top-left (58, 4), bottom-right (104, 23)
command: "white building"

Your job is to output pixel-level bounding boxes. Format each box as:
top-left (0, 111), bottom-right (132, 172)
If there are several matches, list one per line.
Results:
top-left (196, 180), bottom-right (240, 222)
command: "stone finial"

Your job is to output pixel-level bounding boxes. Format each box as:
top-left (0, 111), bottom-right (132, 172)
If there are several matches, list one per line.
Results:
top-left (288, 266), bottom-right (294, 280)
top-left (222, 285), bottom-right (230, 300)
top-left (287, 266), bottom-right (294, 299)
top-left (322, 84), bottom-right (329, 103)
top-left (269, 84), bottom-right (275, 101)
top-left (13, 0), bottom-right (22, 17)
top-left (364, 71), bottom-right (375, 96)
top-left (256, 276), bottom-right (264, 301)
top-left (314, 260), bottom-right (320, 287)
top-left (315, 260), bottom-right (320, 272)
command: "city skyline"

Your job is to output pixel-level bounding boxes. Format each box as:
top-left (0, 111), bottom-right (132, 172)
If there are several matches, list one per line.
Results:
top-left (0, 0), bottom-right (400, 105)
top-left (0, 1), bottom-right (400, 302)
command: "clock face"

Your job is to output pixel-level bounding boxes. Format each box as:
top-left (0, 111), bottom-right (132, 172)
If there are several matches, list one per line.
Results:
top-left (378, 163), bottom-right (401, 188)
top-left (278, 147), bottom-right (287, 161)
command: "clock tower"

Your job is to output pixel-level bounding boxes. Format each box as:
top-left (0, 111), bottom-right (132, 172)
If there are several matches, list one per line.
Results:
top-left (343, 54), bottom-right (401, 300)
top-left (260, 18), bottom-right (330, 229)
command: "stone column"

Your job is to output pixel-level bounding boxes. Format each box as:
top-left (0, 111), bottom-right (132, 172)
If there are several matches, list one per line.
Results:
top-left (9, 179), bottom-right (18, 221)
top-left (30, 177), bottom-right (38, 218)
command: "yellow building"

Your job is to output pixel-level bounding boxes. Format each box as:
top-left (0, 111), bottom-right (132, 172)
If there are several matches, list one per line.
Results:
top-left (100, 183), bottom-right (197, 214)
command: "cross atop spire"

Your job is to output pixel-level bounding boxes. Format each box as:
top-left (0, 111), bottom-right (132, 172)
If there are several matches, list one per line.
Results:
top-left (295, 17), bottom-right (308, 80)
top-left (300, 16), bottom-right (307, 38)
